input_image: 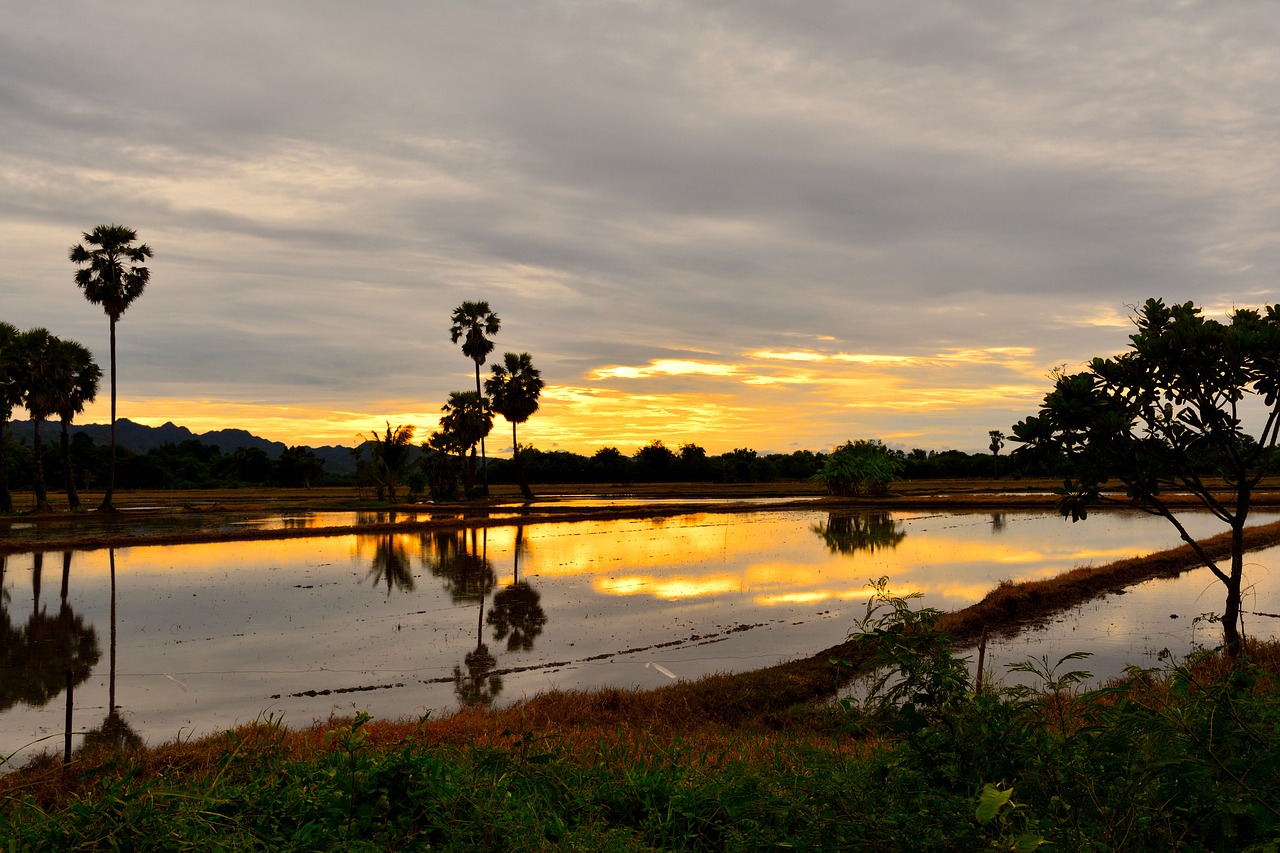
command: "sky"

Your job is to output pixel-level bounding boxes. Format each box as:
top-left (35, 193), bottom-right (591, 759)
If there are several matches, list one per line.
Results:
top-left (4, 1), bottom-right (1280, 457)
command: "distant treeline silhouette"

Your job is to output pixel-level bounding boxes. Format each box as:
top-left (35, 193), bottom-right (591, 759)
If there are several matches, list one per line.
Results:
top-left (0, 429), bottom-right (1045, 493)
top-left (0, 432), bottom-right (329, 491)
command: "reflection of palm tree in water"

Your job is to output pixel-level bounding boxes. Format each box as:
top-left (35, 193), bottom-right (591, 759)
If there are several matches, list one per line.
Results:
top-left (452, 643), bottom-right (502, 709)
top-left (422, 527), bottom-right (496, 604)
top-left (0, 551), bottom-right (101, 713)
top-left (360, 530), bottom-right (415, 595)
top-left (444, 528), bottom-right (503, 708)
top-left (486, 526), bottom-right (547, 652)
top-left (812, 511), bottom-right (907, 555)
top-left (80, 547), bottom-right (141, 754)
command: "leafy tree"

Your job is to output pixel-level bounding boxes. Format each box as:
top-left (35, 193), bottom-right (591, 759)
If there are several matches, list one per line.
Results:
top-left (448, 301), bottom-right (500, 494)
top-left (484, 352), bottom-right (544, 500)
top-left (1012, 298), bottom-right (1280, 657)
top-left (367, 423), bottom-right (415, 502)
top-left (224, 446), bottom-right (273, 486)
top-left (678, 443), bottom-right (713, 480)
top-left (634, 440), bottom-right (676, 482)
top-left (718, 447), bottom-right (760, 483)
top-left (814, 439), bottom-right (904, 497)
top-left (277, 446), bottom-right (325, 488)
top-left (0, 322), bottom-right (18, 512)
top-left (49, 338), bottom-right (101, 510)
top-left (591, 446), bottom-right (630, 482)
top-left (70, 224), bottom-right (153, 511)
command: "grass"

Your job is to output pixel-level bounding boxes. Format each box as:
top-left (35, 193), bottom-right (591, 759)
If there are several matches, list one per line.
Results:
top-left (4, 638), bottom-right (1279, 850)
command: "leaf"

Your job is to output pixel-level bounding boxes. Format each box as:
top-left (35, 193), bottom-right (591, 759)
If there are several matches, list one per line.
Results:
top-left (975, 782), bottom-right (1014, 823)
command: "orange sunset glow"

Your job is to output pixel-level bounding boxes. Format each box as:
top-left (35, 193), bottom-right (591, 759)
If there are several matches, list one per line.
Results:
top-left (70, 343), bottom-right (1054, 456)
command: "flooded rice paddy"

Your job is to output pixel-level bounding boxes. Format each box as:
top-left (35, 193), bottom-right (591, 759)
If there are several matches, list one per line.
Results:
top-left (3, 507), bottom-right (1279, 764)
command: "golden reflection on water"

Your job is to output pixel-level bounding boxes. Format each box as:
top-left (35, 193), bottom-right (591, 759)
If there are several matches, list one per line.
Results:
top-left (15, 510), bottom-right (1233, 613)
top-left (595, 574), bottom-right (744, 600)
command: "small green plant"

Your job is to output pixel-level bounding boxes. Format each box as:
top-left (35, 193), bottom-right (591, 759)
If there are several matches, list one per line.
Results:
top-left (975, 783), bottom-right (1046, 851)
top-left (839, 576), bottom-right (972, 730)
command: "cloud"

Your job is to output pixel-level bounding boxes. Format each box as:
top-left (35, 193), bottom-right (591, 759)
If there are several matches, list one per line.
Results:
top-left (4, 1), bottom-right (1280, 454)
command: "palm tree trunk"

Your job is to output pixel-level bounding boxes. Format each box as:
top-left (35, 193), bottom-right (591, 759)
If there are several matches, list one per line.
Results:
top-left (32, 415), bottom-right (50, 511)
top-left (514, 421), bottom-right (533, 500)
top-left (0, 415), bottom-right (11, 512)
top-left (102, 315), bottom-right (118, 511)
top-left (474, 362), bottom-right (488, 496)
top-left (61, 417), bottom-right (80, 510)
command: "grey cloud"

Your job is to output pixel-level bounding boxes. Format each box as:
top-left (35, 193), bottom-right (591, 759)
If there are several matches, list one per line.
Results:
top-left (4, 0), bottom-right (1280, 449)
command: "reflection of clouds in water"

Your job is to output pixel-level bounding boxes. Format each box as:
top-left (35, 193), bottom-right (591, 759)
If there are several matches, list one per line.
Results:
top-left (595, 574), bottom-right (742, 600)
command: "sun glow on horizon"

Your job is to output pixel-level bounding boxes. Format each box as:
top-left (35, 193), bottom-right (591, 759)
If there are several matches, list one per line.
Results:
top-left (67, 340), bottom-right (1054, 455)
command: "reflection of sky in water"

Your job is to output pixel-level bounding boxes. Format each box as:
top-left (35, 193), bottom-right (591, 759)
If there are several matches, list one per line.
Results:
top-left (2, 508), bottom-right (1278, 765)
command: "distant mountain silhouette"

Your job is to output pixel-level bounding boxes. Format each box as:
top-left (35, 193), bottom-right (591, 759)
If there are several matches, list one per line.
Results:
top-left (6, 419), bottom-right (357, 474)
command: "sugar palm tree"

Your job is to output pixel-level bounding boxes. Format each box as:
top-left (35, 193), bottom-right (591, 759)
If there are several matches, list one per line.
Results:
top-left (484, 352), bottom-right (544, 500)
top-left (438, 390), bottom-right (492, 496)
top-left (448, 302), bottom-right (500, 493)
top-left (50, 339), bottom-right (101, 510)
top-left (13, 328), bottom-right (60, 511)
top-left (0, 322), bottom-right (19, 512)
top-left (70, 224), bottom-right (152, 511)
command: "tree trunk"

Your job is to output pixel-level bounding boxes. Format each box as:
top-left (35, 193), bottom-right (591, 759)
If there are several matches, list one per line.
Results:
top-left (474, 361), bottom-right (488, 496)
top-left (514, 422), bottom-right (533, 500)
top-left (1223, 523), bottom-right (1245, 658)
top-left (61, 417), bottom-right (80, 510)
top-left (32, 415), bottom-right (49, 511)
top-left (0, 415), bottom-right (11, 512)
top-left (101, 315), bottom-right (118, 511)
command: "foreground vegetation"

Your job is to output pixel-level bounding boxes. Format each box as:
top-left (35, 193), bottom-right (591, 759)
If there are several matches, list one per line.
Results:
top-left (4, 614), bottom-right (1279, 851)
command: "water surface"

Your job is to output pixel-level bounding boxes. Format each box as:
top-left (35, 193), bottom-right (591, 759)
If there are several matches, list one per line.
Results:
top-left (3, 508), bottom-right (1277, 764)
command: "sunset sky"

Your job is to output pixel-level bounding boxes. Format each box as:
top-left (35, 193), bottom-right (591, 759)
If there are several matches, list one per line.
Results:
top-left (4, 2), bottom-right (1279, 456)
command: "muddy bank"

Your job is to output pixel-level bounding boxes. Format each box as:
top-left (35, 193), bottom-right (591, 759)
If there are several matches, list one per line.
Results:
top-left (9, 483), bottom-right (1280, 555)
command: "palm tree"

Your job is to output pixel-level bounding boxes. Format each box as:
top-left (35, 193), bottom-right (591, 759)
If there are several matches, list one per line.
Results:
top-left (484, 352), bottom-right (544, 500)
top-left (70, 224), bottom-right (153, 511)
top-left (12, 328), bottom-right (60, 512)
top-left (50, 339), bottom-right (101, 510)
top-left (437, 391), bottom-right (492, 496)
top-left (448, 302), bottom-right (500, 494)
top-left (367, 422), bottom-right (415, 502)
top-left (0, 322), bottom-right (19, 512)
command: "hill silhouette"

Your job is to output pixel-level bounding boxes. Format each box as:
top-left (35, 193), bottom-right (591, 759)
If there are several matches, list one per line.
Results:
top-left (6, 419), bottom-right (357, 474)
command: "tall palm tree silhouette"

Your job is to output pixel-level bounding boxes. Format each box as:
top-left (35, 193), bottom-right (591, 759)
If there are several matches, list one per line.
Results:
top-left (485, 352), bottom-right (545, 500)
top-left (70, 224), bottom-right (152, 511)
top-left (448, 301), bottom-right (500, 494)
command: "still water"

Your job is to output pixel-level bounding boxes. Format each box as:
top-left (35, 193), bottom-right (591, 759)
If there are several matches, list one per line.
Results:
top-left (3, 508), bottom-right (1278, 764)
